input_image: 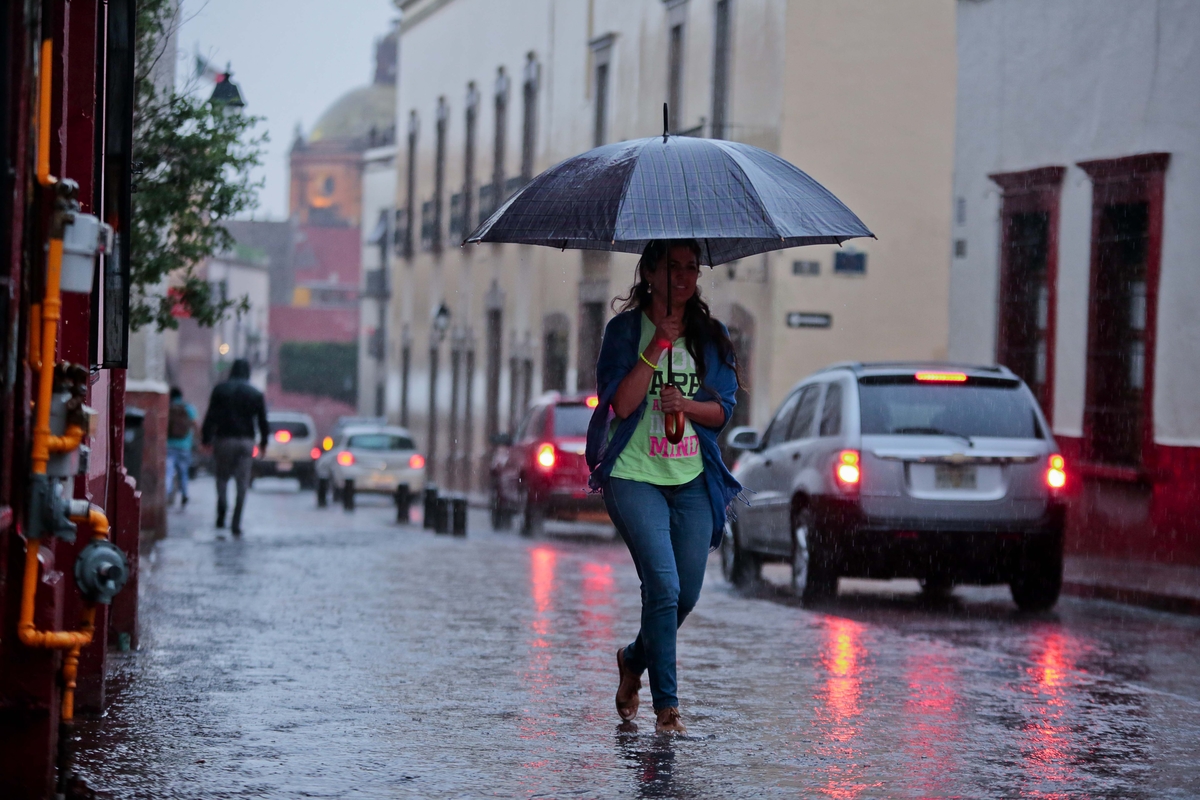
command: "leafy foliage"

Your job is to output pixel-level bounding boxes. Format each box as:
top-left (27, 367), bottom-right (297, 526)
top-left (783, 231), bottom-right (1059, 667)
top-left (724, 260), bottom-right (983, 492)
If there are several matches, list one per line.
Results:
top-left (279, 342), bottom-right (358, 404)
top-left (131, 0), bottom-right (266, 330)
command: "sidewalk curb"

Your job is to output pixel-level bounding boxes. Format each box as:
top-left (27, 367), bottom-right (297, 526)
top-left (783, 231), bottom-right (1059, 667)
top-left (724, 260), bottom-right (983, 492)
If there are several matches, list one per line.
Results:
top-left (1062, 581), bottom-right (1200, 616)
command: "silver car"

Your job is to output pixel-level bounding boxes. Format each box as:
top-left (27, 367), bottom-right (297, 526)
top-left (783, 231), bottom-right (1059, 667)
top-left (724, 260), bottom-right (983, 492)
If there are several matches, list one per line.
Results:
top-left (723, 363), bottom-right (1067, 610)
top-left (314, 425), bottom-right (426, 511)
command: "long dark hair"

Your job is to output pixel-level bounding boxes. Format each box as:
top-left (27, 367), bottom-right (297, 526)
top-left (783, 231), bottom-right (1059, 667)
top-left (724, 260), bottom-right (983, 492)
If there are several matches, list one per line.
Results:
top-left (613, 239), bottom-right (740, 385)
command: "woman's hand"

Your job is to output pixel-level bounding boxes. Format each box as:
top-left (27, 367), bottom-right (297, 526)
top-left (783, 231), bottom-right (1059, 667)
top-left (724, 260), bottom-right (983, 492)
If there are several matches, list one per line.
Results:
top-left (650, 313), bottom-right (683, 354)
top-left (660, 385), bottom-right (687, 414)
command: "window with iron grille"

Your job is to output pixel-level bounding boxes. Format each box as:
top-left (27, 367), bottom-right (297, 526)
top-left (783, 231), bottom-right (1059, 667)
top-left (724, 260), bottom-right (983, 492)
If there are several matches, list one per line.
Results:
top-left (478, 183), bottom-right (495, 222)
top-left (463, 83), bottom-right (478, 239)
top-left (420, 200), bottom-right (435, 250)
top-left (542, 313), bottom-right (569, 392)
top-left (991, 165), bottom-right (1064, 423)
top-left (521, 53), bottom-right (539, 183)
top-left (433, 97), bottom-right (448, 253)
top-left (711, 0), bottom-right (731, 140)
top-left (999, 211), bottom-right (1051, 407)
top-left (448, 192), bottom-right (464, 241)
top-left (668, 23), bottom-right (684, 131)
top-left (404, 111), bottom-right (418, 259)
top-left (1078, 152), bottom-right (1167, 470)
top-left (492, 67), bottom-right (509, 213)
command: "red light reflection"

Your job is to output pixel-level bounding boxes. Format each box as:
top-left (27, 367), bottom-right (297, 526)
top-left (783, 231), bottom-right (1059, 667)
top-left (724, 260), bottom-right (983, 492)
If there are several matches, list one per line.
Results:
top-left (812, 617), bottom-right (880, 799)
top-left (1021, 629), bottom-right (1080, 794)
top-left (519, 546), bottom-right (559, 747)
top-left (904, 651), bottom-right (961, 794)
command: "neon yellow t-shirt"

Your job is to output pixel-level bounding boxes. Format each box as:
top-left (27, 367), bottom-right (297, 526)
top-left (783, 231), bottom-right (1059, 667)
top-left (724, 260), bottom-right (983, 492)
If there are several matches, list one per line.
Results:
top-left (609, 313), bottom-right (704, 485)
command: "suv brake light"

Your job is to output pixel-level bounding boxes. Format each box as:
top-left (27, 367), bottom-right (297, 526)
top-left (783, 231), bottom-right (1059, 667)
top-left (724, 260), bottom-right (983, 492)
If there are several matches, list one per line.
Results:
top-left (535, 443), bottom-right (556, 470)
top-left (1046, 454), bottom-right (1066, 489)
top-left (274, 430), bottom-right (292, 443)
top-left (915, 371), bottom-right (968, 383)
top-left (409, 453), bottom-right (426, 469)
top-left (337, 451), bottom-right (355, 467)
top-left (310, 447), bottom-right (322, 459)
top-left (835, 450), bottom-right (861, 488)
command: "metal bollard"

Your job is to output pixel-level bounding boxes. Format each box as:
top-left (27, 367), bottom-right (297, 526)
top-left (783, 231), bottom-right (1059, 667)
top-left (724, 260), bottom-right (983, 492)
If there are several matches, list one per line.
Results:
top-left (394, 485), bottom-right (411, 524)
top-left (434, 496), bottom-right (451, 534)
top-left (423, 485), bottom-right (439, 529)
top-left (451, 496), bottom-right (468, 537)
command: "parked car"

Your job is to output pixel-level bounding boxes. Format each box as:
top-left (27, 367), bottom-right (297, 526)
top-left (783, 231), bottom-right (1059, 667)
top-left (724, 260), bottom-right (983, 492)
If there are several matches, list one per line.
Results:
top-left (722, 363), bottom-right (1067, 611)
top-left (490, 392), bottom-right (603, 535)
top-left (253, 411), bottom-right (319, 488)
top-left (315, 424), bottom-right (426, 511)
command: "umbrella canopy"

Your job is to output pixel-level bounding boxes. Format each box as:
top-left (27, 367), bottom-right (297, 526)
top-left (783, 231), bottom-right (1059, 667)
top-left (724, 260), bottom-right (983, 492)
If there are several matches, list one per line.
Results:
top-left (464, 134), bottom-right (873, 265)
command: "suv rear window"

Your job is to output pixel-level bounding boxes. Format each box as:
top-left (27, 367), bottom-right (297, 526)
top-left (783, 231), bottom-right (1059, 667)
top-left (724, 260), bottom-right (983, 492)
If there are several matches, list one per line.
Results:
top-left (346, 434), bottom-right (415, 451)
top-left (553, 404), bottom-right (592, 437)
top-left (858, 376), bottom-right (1041, 439)
top-left (270, 420), bottom-right (310, 437)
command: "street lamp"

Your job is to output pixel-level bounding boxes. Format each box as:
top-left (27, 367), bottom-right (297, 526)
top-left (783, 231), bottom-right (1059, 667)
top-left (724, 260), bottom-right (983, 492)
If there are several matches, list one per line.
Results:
top-left (432, 302), bottom-right (451, 344)
top-left (210, 64), bottom-right (246, 117)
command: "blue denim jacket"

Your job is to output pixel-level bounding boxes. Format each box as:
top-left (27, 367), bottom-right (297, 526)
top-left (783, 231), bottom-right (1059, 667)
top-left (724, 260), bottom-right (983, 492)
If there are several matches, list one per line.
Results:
top-left (586, 309), bottom-right (744, 550)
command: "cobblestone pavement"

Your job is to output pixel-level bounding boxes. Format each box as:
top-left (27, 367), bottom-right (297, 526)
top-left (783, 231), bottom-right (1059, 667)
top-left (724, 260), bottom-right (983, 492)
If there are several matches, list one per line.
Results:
top-left (75, 477), bottom-right (1200, 799)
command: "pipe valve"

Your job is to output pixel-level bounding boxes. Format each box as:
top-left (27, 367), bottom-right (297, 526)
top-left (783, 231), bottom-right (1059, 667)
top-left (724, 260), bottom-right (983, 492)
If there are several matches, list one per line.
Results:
top-left (74, 539), bottom-right (129, 605)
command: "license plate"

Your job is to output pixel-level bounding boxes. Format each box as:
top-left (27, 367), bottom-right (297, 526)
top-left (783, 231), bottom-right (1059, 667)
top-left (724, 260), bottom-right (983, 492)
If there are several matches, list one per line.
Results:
top-left (276, 461), bottom-right (293, 473)
top-left (934, 464), bottom-right (976, 489)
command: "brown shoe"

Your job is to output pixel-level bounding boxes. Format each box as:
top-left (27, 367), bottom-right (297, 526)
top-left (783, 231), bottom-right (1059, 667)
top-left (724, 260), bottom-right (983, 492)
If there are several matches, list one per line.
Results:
top-left (615, 648), bottom-right (642, 720)
top-left (655, 706), bottom-right (686, 735)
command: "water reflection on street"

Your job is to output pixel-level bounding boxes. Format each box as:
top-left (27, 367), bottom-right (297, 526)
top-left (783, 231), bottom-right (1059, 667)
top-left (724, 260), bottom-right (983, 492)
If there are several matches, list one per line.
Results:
top-left (74, 480), bottom-right (1200, 798)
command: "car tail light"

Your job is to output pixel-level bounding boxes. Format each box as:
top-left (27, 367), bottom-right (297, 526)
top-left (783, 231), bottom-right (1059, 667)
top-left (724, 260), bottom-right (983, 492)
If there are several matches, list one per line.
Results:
top-left (1046, 454), bottom-right (1066, 489)
top-left (586, 395), bottom-right (599, 408)
top-left (336, 451), bottom-right (355, 467)
top-left (252, 445), bottom-right (259, 458)
top-left (310, 447), bottom-right (322, 459)
top-left (409, 453), bottom-right (426, 469)
top-left (535, 443), bottom-right (556, 470)
top-left (835, 449), bottom-right (861, 488)
top-left (322, 436), bottom-right (334, 451)
top-left (915, 371), bottom-right (968, 383)
top-left (274, 430), bottom-right (292, 443)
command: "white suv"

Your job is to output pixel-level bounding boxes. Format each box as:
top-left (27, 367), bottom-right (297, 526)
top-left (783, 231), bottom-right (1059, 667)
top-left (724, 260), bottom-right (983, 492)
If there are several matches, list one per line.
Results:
top-left (723, 363), bottom-right (1067, 611)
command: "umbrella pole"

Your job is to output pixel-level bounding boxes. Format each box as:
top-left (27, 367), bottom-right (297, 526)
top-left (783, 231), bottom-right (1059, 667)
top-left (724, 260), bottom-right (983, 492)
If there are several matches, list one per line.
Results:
top-left (664, 265), bottom-right (685, 444)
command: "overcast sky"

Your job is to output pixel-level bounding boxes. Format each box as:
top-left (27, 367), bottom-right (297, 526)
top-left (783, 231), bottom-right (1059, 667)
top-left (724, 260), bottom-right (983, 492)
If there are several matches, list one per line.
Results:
top-left (177, 0), bottom-right (399, 220)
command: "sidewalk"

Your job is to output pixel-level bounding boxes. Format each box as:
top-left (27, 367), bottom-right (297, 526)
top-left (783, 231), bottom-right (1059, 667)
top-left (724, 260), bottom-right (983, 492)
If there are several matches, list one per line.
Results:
top-left (1063, 555), bottom-right (1200, 615)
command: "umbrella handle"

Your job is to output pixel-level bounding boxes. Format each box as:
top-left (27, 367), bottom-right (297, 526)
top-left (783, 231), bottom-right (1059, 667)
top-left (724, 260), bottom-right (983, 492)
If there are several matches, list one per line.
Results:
top-left (664, 408), bottom-right (686, 445)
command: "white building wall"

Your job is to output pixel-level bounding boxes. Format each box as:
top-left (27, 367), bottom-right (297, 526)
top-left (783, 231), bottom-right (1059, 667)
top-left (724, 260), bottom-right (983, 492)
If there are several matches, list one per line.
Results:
top-left (950, 0), bottom-right (1200, 443)
top-left (358, 144), bottom-right (398, 416)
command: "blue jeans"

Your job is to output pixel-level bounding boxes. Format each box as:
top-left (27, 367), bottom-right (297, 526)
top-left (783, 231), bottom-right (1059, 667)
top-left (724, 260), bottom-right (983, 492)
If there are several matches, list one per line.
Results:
top-left (166, 445), bottom-right (191, 500)
top-left (603, 475), bottom-right (712, 710)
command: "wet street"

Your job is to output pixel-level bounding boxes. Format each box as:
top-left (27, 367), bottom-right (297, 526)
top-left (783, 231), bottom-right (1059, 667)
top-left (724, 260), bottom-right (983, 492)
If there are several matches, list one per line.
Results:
top-left (76, 477), bottom-right (1200, 799)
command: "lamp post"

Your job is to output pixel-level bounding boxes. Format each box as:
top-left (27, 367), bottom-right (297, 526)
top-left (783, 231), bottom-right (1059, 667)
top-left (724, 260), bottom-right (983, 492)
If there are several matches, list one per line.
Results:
top-left (209, 64), bottom-right (246, 117)
top-left (427, 302), bottom-right (450, 486)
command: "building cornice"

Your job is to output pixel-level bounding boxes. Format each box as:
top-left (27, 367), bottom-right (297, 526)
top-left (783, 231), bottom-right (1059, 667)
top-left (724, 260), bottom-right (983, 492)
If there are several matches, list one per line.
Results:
top-left (398, 0), bottom-right (456, 33)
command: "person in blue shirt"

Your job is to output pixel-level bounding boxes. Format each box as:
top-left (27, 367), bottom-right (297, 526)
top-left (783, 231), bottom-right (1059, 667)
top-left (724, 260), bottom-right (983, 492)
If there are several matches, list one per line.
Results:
top-left (166, 386), bottom-right (198, 507)
top-left (586, 239), bottom-right (743, 735)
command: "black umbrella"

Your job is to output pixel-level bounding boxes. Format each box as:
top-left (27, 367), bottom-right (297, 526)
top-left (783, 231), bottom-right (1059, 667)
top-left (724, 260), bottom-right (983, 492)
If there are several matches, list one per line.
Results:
top-left (465, 106), bottom-right (873, 440)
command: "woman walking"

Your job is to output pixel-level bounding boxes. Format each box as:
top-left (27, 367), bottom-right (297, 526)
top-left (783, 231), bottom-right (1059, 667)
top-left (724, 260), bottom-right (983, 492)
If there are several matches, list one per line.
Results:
top-left (586, 239), bottom-right (743, 734)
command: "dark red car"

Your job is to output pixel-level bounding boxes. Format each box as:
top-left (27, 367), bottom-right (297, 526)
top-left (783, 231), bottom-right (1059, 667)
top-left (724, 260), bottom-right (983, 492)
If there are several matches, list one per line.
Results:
top-left (490, 392), bottom-right (604, 535)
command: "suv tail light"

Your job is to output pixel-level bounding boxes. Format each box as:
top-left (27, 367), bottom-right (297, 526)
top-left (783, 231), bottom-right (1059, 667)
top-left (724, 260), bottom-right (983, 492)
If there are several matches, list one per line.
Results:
top-left (835, 450), bottom-right (861, 488)
top-left (409, 453), bottom-right (426, 469)
top-left (336, 451), bottom-right (355, 467)
top-left (310, 447), bottom-right (322, 459)
top-left (1046, 454), bottom-right (1066, 489)
top-left (274, 430), bottom-right (292, 443)
top-left (535, 443), bottom-right (556, 471)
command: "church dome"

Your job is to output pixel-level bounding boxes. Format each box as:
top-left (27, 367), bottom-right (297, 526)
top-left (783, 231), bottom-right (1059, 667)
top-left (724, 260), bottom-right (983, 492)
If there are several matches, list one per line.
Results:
top-left (309, 83), bottom-right (395, 145)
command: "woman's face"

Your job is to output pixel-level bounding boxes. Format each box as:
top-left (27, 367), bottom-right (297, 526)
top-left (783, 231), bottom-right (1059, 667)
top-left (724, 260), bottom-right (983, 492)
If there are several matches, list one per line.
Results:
top-left (645, 245), bottom-right (700, 308)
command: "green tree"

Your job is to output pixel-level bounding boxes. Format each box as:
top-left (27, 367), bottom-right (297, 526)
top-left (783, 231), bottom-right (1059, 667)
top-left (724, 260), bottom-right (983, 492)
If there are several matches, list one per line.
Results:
top-left (131, 0), bottom-right (266, 331)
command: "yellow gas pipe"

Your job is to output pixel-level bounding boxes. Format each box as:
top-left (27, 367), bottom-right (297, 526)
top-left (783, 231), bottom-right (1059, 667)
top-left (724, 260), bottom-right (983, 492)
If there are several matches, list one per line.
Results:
top-left (17, 36), bottom-right (112, 727)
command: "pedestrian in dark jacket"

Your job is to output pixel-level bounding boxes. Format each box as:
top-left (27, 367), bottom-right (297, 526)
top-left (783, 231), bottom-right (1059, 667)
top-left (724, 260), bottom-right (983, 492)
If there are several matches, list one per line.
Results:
top-left (585, 239), bottom-right (742, 735)
top-left (201, 359), bottom-right (268, 535)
